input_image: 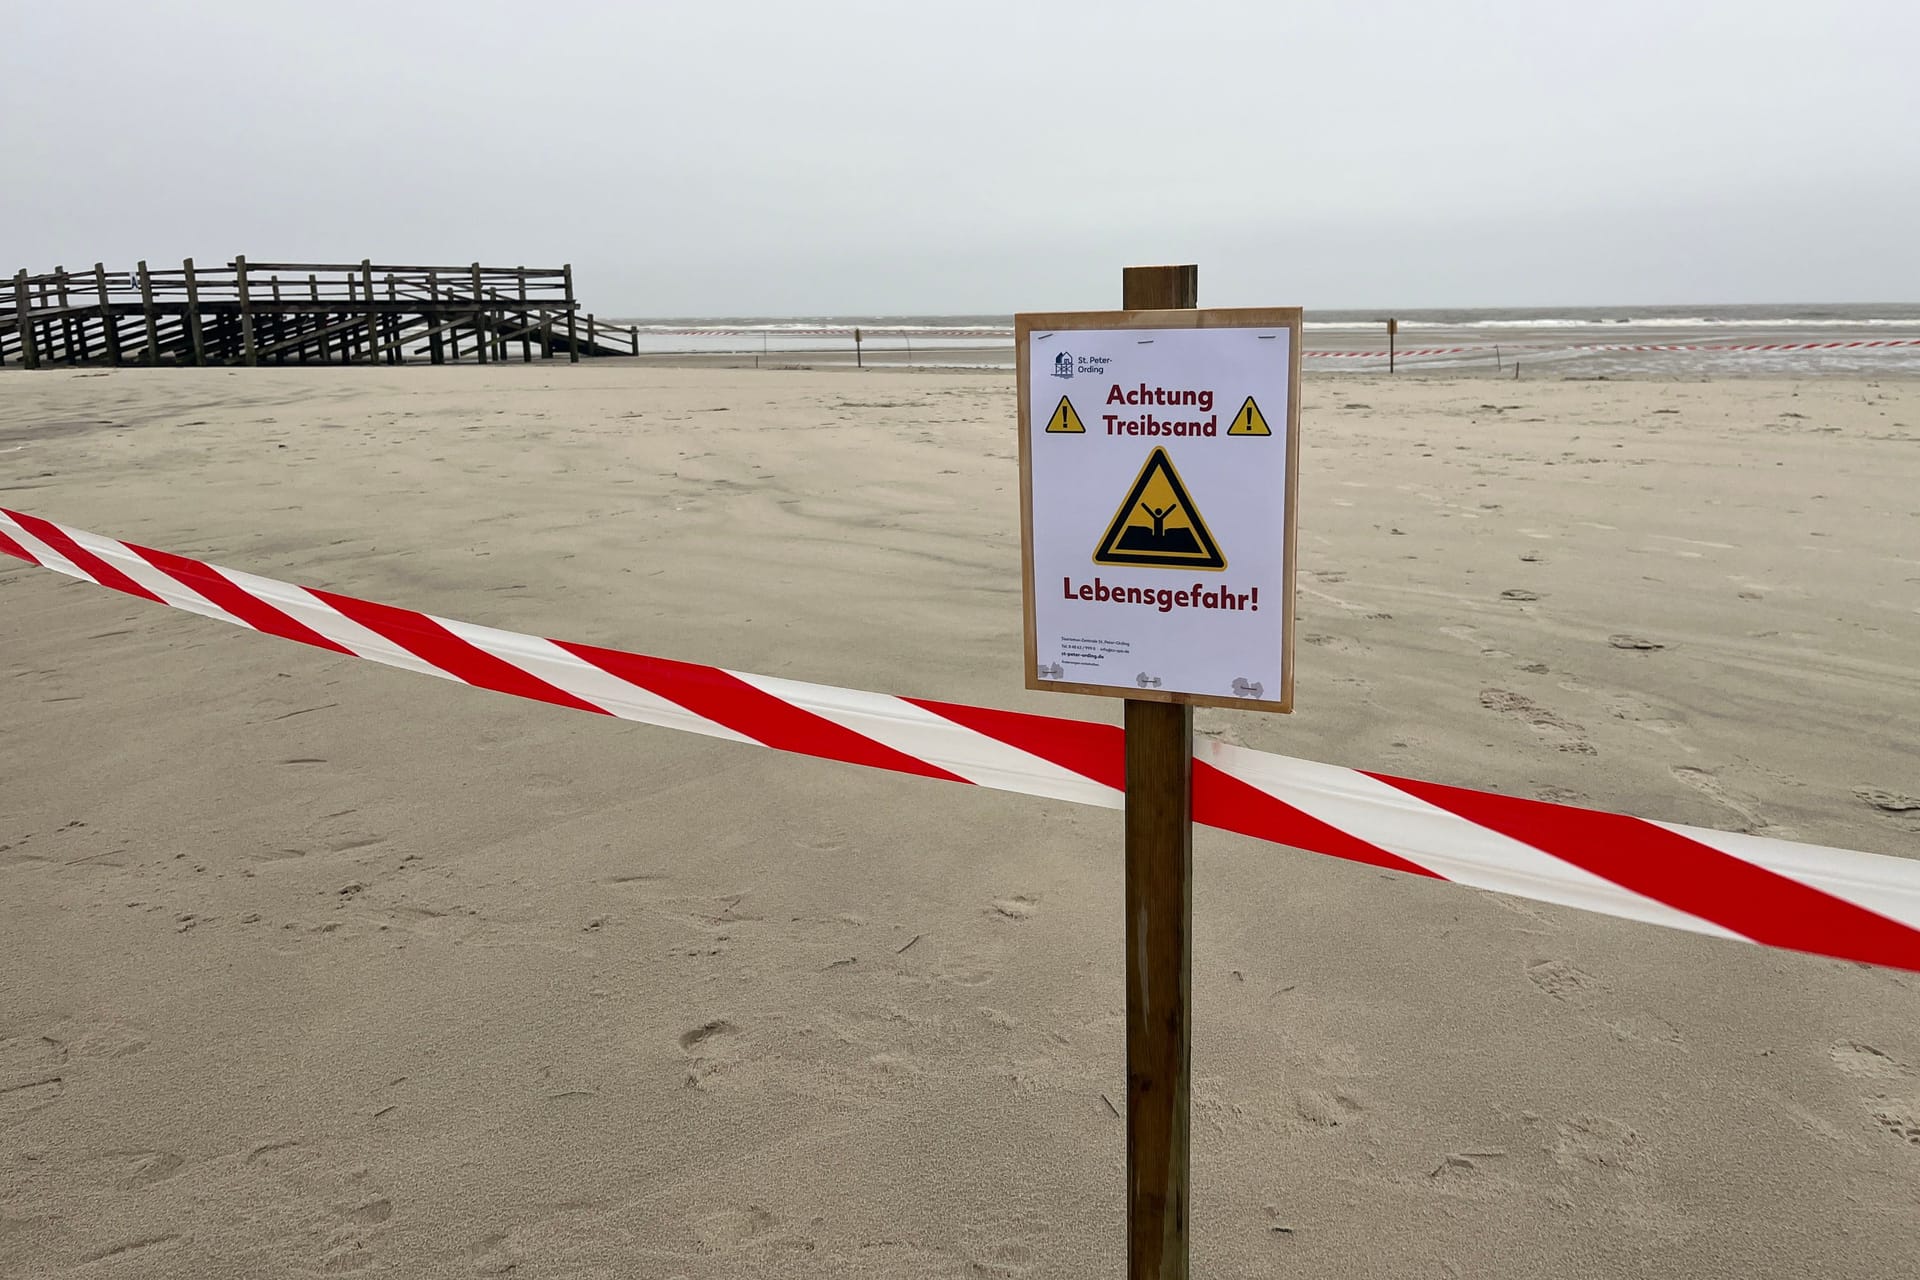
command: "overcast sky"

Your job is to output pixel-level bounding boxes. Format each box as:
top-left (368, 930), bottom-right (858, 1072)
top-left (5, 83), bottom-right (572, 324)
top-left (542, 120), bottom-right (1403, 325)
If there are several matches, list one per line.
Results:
top-left (4, 1), bottom-right (1916, 314)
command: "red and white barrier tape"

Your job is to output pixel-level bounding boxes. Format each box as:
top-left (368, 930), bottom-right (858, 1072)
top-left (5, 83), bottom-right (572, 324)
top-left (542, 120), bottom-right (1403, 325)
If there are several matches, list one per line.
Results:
top-left (4, 506), bottom-right (1917, 973)
top-left (1301, 338), bottom-right (1920, 360)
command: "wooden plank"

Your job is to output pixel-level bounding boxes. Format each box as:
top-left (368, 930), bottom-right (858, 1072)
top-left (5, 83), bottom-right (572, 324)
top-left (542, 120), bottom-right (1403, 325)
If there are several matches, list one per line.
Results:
top-left (234, 256), bottom-right (259, 365)
top-left (563, 263), bottom-right (579, 362)
top-left (360, 260), bottom-right (379, 366)
top-left (55, 267), bottom-right (78, 363)
top-left (94, 264), bottom-right (120, 365)
top-left (1120, 261), bottom-right (1195, 1280)
top-left (470, 264), bottom-right (487, 365)
top-left (138, 261), bottom-right (160, 365)
top-left (427, 272), bottom-right (445, 364)
top-left (34, 276), bottom-right (53, 365)
top-left (517, 268), bottom-right (531, 363)
top-left (13, 270), bottom-right (38, 369)
top-left (182, 258), bottom-right (208, 366)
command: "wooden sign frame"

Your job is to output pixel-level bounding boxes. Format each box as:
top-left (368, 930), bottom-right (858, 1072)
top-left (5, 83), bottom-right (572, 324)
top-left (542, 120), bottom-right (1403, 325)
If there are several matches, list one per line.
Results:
top-left (1015, 306), bottom-right (1303, 713)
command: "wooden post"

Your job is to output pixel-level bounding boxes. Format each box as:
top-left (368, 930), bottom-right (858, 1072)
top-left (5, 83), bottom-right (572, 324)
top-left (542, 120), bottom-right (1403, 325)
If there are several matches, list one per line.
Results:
top-left (385, 275), bottom-right (398, 365)
top-left (1387, 316), bottom-right (1397, 374)
top-left (309, 275), bottom-right (329, 365)
top-left (55, 267), bottom-right (77, 362)
top-left (470, 264), bottom-right (488, 365)
top-left (35, 276), bottom-right (54, 365)
top-left (541, 310), bottom-right (553, 359)
top-left (359, 260), bottom-right (378, 366)
top-left (427, 271), bottom-right (445, 365)
top-left (562, 263), bottom-right (579, 363)
top-left (587, 312), bottom-right (598, 354)
top-left (854, 326), bottom-right (863, 368)
top-left (13, 270), bottom-right (38, 369)
top-left (235, 255), bottom-right (259, 366)
top-left (94, 264), bottom-right (119, 365)
top-left (517, 268), bottom-right (531, 363)
top-left (1120, 262), bottom-right (1196, 1280)
top-left (182, 258), bottom-right (208, 366)
top-left (272, 276), bottom-right (287, 364)
top-left (137, 260), bottom-right (160, 365)
top-left (630, 325), bottom-right (638, 357)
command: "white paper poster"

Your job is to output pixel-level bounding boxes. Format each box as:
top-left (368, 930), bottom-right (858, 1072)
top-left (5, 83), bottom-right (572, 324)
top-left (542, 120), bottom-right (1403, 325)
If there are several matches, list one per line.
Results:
top-left (1022, 317), bottom-right (1298, 709)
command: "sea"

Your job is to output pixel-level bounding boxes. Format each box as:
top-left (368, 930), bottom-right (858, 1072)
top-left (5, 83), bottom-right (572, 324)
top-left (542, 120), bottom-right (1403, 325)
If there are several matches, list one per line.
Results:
top-left (611, 303), bottom-right (1920, 377)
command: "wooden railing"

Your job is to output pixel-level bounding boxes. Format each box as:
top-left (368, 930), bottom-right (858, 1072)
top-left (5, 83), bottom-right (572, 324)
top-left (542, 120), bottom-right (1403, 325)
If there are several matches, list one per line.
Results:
top-left (1, 259), bottom-right (641, 367)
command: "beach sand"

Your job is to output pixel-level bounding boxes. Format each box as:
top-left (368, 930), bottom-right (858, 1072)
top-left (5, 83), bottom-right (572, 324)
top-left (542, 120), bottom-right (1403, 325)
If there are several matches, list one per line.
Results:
top-left (2, 364), bottom-right (1917, 1278)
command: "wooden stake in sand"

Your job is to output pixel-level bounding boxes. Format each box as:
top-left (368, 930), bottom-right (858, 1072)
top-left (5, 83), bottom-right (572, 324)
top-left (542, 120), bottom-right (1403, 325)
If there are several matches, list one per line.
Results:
top-left (1388, 315), bottom-right (1398, 373)
top-left (1016, 269), bottom-right (1301, 1278)
top-left (1119, 262), bottom-right (1195, 1280)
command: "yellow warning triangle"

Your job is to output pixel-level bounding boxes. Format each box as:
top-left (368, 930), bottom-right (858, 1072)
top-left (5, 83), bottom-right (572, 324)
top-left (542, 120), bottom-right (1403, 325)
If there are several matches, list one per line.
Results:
top-left (1226, 396), bottom-right (1272, 437)
top-left (1092, 448), bottom-right (1226, 571)
top-left (1045, 395), bottom-right (1086, 434)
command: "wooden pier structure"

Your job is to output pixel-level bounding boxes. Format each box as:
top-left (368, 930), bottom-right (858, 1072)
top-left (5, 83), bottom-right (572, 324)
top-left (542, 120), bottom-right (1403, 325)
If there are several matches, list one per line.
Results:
top-left (0, 259), bottom-right (641, 368)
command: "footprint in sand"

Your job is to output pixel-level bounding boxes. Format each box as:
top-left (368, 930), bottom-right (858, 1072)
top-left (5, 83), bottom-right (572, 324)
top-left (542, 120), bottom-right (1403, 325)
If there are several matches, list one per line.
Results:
top-left (1525, 959), bottom-right (1603, 1006)
top-left (695, 1206), bottom-right (780, 1253)
top-left (1293, 1088), bottom-right (1366, 1129)
top-left (679, 1019), bottom-right (746, 1090)
top-left (1671, 766), bottom-right (1796, 838)
top-left (1870, 1102), bottom-right (1920, 1146)
top-left (1853, 787), bottom-right (1920, 815)
top-left (1480, 689), bottom-right (1595, 755)
top-left (989, 895), bottom-right (1039, 922)
top-left (1830, 1041), bottom-right (1913, 1081)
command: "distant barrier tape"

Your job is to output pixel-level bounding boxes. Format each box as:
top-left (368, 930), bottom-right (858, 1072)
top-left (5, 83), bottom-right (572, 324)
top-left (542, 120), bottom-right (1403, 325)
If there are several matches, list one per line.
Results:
top-left (4, 506), bottom-right (1917, 974)
top-left (632, 328), bottom-right (1920, 360)
top-left (1303, 339), bottom-right (1920, 359)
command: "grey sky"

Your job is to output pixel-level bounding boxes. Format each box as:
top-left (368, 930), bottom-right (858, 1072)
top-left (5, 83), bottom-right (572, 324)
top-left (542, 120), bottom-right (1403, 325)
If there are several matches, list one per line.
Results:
top-left (4, 1), bottom-right (1915, 314)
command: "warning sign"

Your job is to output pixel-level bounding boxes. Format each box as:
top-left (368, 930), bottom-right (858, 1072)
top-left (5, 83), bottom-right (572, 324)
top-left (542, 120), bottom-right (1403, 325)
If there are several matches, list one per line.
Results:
top-left (1045, 396), bottom-right (1086, 434)
top-left (1226, 396), bottom-right (1271, 437)
top-left (1092, 448), bottom-right (1225, 570)
top-left (1018, 307), bottom-right (1301, 711)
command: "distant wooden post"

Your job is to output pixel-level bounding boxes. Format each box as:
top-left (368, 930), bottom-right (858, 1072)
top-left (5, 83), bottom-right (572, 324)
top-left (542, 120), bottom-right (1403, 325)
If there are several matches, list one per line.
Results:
top-left (854, 326), bottom-right (863, 368)
top-left (234, 255), bottom-right (259, 366)
top-left (587, 313), bottom-right (598, 354)
top-left (34, 276), bottom-right (54, 365)
top-left (517, 268), bottom-right (532, 363)
top-left (629, 325), bottom-right (638, 357)
top-left (54, 267), bottom-right (77, 362)
top-left (541, 310), bottom-right (553, 359)
top-left (470, 263), bottom-right (488, 365)
top-left (307, 275), bottom-right (328, 365)
top-left (427, 271), bottom-right (446, 365)
top-left (182, 258), bottom-right (208, 366)
top-left (1387, 316), bottom-right (1397, 374)
top-left (354, 259), bottom-right (375, 366)
top-left (385, 275), bottom-right (399, 365)
top-left (561, 263), bottom-right (580, 363)
top-left (1120, 261), bottom-right (1196, 1280)
top-left (137, 261), bottom-right (160, 365)
top-left (93, 264), bottom-right (119, 365)
top-left (12, 270), bottom-right (38, 369)
top-left (271, 276), bottom-right (287, 364)
top-left (518, 268), bottom-right (533, 362)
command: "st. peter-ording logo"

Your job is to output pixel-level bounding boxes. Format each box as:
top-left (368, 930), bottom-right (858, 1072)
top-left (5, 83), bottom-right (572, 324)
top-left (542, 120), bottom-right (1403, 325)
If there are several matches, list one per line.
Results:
top-left (1052, 351), bottom-right (1074, 379)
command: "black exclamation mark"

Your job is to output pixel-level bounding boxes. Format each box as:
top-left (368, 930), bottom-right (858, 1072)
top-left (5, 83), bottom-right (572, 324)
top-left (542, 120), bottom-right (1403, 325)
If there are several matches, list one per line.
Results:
top-left (1250, 586), bottom-right (1259, 612)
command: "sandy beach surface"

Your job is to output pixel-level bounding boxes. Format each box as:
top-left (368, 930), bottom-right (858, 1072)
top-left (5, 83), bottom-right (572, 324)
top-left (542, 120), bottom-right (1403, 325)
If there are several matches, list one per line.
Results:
top-left (3, 363), bottom-right (1917, 1278)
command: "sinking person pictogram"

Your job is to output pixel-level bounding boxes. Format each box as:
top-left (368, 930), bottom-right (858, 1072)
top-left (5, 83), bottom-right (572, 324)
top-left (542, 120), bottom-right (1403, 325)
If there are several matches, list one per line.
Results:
top-left (1092, 447), bottom-right (1226, 570)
